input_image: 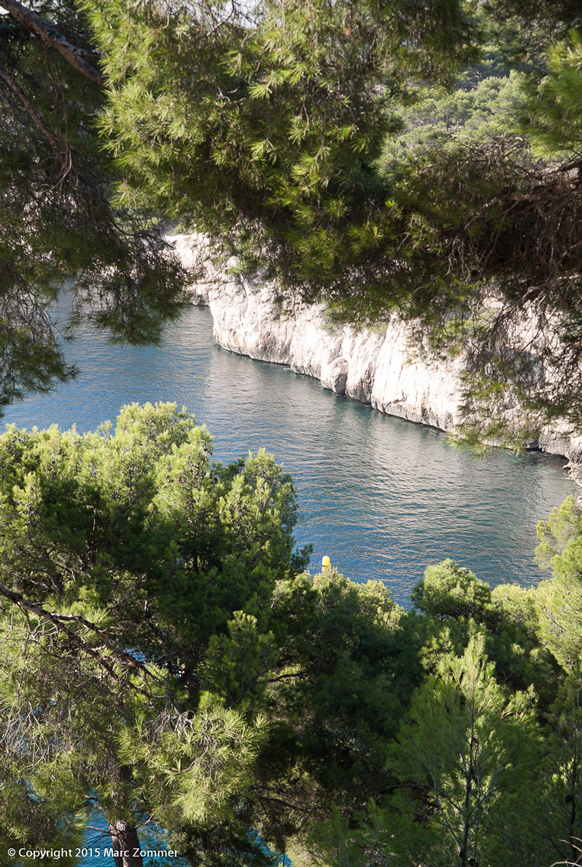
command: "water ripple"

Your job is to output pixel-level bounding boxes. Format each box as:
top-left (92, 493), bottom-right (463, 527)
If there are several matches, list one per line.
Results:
top-left (3, 304), bottom-right (577, 606)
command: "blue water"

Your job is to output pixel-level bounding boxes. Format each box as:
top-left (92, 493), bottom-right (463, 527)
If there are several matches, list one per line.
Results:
top-left (4, 301), bottom-right (578, 866)
top-left (4, 303), bottom-right (577, 606)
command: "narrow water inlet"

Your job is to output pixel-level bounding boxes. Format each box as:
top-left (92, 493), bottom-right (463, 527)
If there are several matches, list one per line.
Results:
top-left (4, 302), bottom-right (577, 605)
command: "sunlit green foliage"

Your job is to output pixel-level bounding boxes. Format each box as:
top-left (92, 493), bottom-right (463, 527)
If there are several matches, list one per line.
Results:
top-left (536, 496), bottom-right (582, 670)
top-left (2, 407), bottom-right (582, 866)
top-left (82, 0), bottom-right (475, 304)
top-left (384, 633), bottom-right (537, 867)
top-left (303, 493), bottom-right (582, 867)
top-left (379, 61), bottom-right (520, 167)
top-left (520, 28), bottom-right (582, 159)
top-left (0, 403), bottom-right (309, 865)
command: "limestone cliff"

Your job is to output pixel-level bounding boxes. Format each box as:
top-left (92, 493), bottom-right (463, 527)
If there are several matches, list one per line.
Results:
top-left (172, 233), bottom-right (582, 486)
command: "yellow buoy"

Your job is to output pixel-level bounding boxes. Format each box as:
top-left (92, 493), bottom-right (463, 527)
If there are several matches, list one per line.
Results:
top-left (322, 555), bottom-right (331, 571)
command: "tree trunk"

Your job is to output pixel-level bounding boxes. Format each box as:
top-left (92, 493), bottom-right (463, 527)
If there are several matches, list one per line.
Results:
top-left (108, 819), bottom-right (143, 867)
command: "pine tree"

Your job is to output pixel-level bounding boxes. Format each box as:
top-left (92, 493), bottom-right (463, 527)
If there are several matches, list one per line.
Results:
top-left (384, 633), bottom-right (537, 867)
top-left (0, 403), bottom-right (306, 866)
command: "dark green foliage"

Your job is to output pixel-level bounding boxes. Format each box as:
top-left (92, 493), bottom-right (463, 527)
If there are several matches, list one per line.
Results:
top-left (0, 404), bottom-right (418, 864)
top-left (0, 0), bottom-right (189, 414)
top-left (480, 0), bottom-right (582, 69)
top-left (411, 558), bottom-right (558, 704)
top-left (384, 633), bottom-right (538, 867)
top-left (274, 571), bottom-right (420, 811)
top-left (373, 15), bottom-right (582, 444)
top-left (306, 494), bottom-right (582, 867)
top-left (4, 7), bottom-right (582, 862)
top-left (3, 0), bottom-right (582, 440)
top-left (2, 0), bottom-right (582, 442)
top-left (84, 0), bottom-right (476, 308)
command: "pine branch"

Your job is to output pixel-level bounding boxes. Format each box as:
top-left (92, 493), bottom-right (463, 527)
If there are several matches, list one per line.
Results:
top-left (0, 582), bottom-right (161, 689)
top-left (0, 61), bottom-right (69, 169)
top-left (0, 0), bottom-right (104, 85)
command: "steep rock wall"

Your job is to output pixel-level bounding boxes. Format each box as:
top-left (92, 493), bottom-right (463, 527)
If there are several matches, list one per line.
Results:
top-left (172, 233), bottom-right (582, 486)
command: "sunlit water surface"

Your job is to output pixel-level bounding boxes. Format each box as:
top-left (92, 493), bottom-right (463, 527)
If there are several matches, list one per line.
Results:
top-left (5, 303), bottom-right (577, 606)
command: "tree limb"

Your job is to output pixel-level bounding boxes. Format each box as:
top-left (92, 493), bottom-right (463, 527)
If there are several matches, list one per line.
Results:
top-left (0, 581), bottom-right (160, 687)
top-left (0, 0), bottom-right (105, 86)
top-left (0, 61), bottom-right (68, 168)
top-left (0, 582), bottom-right (120, 678)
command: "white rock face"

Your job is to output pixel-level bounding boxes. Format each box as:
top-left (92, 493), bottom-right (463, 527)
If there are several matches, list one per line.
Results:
top-left (171, 232), bottom-right (582, 486)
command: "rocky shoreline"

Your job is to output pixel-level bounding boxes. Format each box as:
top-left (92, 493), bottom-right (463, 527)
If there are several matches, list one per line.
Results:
top-left (172, 233), bottom-right (582, 487)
